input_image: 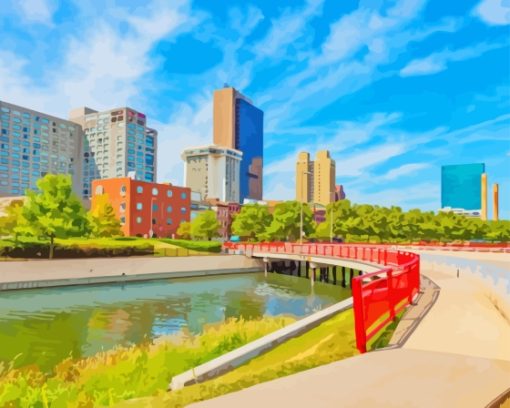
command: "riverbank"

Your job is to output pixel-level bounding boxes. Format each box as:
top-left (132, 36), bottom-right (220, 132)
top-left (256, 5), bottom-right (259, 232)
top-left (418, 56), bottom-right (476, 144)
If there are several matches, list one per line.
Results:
top-left (184, 250), bottom-right (510, 407)
top-left (0, 255), bottom-right (263, 290)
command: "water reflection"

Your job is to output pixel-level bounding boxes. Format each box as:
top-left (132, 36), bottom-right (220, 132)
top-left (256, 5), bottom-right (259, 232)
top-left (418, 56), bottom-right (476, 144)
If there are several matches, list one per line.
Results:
top-left (0, 272), bottom-right (350, 371)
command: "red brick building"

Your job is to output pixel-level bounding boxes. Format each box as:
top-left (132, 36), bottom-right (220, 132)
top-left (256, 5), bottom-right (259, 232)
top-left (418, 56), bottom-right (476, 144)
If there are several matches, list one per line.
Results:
top-left (91, 177), bottom-right (191, 237)
top-left (207, 198), bottom-right (241, 240)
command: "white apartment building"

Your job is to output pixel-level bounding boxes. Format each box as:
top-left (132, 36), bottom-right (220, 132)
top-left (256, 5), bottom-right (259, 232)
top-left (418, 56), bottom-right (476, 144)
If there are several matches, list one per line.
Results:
top-left (69, 107), bottom-right (157, 198)
top-left (0, 100), bottom-right (82, 197)
top-left (181, 145), bottom-right (242, 203)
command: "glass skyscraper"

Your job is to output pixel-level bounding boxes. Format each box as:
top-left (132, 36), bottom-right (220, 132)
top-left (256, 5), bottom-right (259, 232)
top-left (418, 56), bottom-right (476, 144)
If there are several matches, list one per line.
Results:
top-left (213, 87), bottom-right (263, 202)
top-left (235, 98), bottom-right (263, 202)
top-left (441, 163), bottom-right (485, 210)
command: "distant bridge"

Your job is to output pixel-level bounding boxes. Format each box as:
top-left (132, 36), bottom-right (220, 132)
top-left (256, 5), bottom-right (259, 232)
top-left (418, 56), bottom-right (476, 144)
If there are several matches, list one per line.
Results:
top-left (224, 242), bottom-right (420, 353)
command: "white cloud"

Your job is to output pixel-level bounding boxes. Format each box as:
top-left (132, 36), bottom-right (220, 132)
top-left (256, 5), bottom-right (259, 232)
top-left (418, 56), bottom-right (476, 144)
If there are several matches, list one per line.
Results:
top-left (400, 42), bottom-right (506, 77)
top-left (474, 0), bottom-right (510, 25)
top-left (18, 0), bottom-right (55, 25)
top-left (379, 163), bottom-right (430, 181)
top-left (336, 144), bottom-right (407, 177)
top-left (252, 0), bottom-right (323, 59)
top-left (0, 0), bottom-right (195, 117)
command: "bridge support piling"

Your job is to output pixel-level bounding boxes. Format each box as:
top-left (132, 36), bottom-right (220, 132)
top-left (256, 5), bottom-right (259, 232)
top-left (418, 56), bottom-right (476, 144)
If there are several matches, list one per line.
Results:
top-left (341, 267), bottom-right (346, 288)
top-left (305, 262), bottom-right (309, 279)
top-left (349, 268), bottom-right (354, 287)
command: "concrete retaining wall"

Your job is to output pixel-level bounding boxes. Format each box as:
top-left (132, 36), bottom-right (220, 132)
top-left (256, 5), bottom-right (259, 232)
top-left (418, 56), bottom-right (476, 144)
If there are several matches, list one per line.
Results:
top-left (0, 255), bottom-right (264, 291)
top-left (169, 297), bottom-right (353, 390)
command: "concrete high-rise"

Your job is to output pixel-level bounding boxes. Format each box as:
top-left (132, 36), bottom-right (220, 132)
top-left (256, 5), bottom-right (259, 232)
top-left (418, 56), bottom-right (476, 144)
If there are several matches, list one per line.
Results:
top-left (296, 152), bottom-right (313, 203)
top-left (181, 145), bottom-right (242, 203)
top-left (441, 163), bottom-right (485, 213)
top-left (70, 107), bottom-right (157, 198)
top-left (0, 100), bottom-right (83, 197)
top-left (213, 86), bottom-right (263, 202)
top-left (493, 183), bottom-right (499, 221)
top-left (295, 150), bottom-right (336, 206)
top-left (314, 150), bottom-right (336, 206)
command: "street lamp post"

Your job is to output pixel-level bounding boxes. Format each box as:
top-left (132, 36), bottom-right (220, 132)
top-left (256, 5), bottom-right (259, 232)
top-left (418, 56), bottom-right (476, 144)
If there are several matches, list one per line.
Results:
top-left (330, 205), bottom-right (334, 243)
top-left (300, 171), bottom-right (312, 244)
top-left (149, 197), bottom-right (156, 238)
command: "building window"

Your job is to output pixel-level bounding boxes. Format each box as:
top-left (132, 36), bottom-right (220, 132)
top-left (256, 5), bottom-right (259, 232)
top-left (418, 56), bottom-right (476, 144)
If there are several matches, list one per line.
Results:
top-left (181, 207), bottom-right (186, 214)
top-left (167, 218), bottom-right (172, 225)
top-left (167, 189), bottom-right (173, 198)
top-left (167, 205), bottom-right (172, 212)
top-left (136, 216), bottom-right (142, 224)
top-left (136, 202), bottom-right (143, 210)
top-left (120, 203), bottom-right (126, 212)
top-left (152, 187), bottom-right (158, 196)
top-left (152, 203), bottom-right (158, 211)
top-left (181, 192), bottom-right (187, 199)
top-left (152, 218), bottom-right (156, 225)
top-left (120, 216), bottom-right (126, 225)
top-left (136, 185), bottom-right (143, 193)
top-left (120, 185), bottom-right (126, 196)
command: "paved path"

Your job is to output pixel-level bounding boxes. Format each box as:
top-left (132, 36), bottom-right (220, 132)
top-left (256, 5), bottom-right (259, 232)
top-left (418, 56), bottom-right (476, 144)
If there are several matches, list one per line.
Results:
top-left (190, 251), bottom-right (510, 408)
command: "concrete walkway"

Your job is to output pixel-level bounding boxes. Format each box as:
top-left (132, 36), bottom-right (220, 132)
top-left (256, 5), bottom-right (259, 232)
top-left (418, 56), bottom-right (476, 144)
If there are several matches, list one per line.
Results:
top-left (190, 251), bottom-right (510, 408)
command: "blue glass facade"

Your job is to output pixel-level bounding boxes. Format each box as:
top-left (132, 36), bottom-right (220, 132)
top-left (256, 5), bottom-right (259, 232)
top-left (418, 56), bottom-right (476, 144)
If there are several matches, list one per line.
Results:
top-left (441, 163), bottom-right (485, 210)
top-left (235, 99), bottom-right (263, 202)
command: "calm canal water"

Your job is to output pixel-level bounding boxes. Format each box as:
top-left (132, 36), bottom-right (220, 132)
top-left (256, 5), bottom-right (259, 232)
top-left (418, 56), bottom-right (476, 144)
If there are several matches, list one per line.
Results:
top-left (0, 272), bottom-right (350, 371)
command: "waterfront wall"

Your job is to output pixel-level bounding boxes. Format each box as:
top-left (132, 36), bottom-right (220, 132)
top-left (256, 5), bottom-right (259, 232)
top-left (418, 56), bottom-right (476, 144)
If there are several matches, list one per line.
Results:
top-left (0, 255), bottom-right (263, 291)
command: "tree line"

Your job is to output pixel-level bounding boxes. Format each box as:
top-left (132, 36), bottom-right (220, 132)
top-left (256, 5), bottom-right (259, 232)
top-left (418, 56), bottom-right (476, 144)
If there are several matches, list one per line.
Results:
top-left (231, 200), bottom-right (510, 243)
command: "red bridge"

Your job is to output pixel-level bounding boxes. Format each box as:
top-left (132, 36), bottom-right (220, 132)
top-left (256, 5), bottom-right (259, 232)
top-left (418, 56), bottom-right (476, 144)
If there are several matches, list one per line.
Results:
top-left (224, 242), bottom-right (420, 353)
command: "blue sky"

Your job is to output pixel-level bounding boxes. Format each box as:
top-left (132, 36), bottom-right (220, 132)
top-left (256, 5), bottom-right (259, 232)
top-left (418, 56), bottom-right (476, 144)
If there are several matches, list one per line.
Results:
top-left (1, 0), bottom-right (509, 218)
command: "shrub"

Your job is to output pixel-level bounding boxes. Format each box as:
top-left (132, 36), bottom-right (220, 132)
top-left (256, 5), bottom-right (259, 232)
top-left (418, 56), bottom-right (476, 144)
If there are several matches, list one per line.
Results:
top-left (159, 238), bottom-right (222, 253)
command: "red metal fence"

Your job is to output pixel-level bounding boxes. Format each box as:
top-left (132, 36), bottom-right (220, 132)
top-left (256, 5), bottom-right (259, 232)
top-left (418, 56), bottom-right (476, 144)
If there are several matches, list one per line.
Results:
top-left (223, 242), bottom-right (420, 353)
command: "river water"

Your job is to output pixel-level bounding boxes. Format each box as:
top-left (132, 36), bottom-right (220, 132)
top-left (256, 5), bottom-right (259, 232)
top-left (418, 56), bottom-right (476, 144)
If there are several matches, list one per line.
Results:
top-left (0, 272), bottom-right (350, 371)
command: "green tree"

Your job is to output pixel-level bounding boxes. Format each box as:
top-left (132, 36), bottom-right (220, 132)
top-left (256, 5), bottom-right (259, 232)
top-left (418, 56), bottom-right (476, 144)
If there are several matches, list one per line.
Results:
top-left (177, 221), bottom-right (192, 239)
top-left (0, 199), bottom-right (24, 241)
top-left (262, 201), bottom-right (313, 241)
top-left (231, 204), bottom-right (272, 241)
top-left (485, 220), bottom-right (510, 242)
top-left (15, 174), bottom-right (90, 258)
top-left (190, 210), bottom-right (220, 240)
top-left (88, 194), bottom-right (122, 237)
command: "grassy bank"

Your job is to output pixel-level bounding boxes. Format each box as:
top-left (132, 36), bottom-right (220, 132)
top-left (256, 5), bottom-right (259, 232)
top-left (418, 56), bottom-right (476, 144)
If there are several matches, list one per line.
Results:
top-left (0, 317), bottom-right (292, 407)
top-left (0, 237), bottom-right (220, 259)
top-left (115, 309), bottom-right (398, 408)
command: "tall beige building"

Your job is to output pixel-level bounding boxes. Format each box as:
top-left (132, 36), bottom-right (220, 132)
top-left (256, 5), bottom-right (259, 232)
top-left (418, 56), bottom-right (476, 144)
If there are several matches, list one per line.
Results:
top-left (481, 172), bottom-right (488, 221)
top-left (296, 150), bottom-right (336, 206)
top-left (296, 152), bottom-right (313, 203)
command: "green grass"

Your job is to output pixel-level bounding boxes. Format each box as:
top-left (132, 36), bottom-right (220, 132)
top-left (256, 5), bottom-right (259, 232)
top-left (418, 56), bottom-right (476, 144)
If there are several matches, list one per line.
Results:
top-left (115, 309), bottom-right (399, 408)
top-left (0, 237), bottom-right (219, 258)
top-left (158, 239), bottom-right (222, 253)
top-left (0, 317), bottom-right (293, 408)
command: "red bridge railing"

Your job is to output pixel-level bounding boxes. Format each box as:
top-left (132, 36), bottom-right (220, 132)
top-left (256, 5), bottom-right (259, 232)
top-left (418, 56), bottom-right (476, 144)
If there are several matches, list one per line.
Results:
top-left (223, 242), bottom-right (420, 354)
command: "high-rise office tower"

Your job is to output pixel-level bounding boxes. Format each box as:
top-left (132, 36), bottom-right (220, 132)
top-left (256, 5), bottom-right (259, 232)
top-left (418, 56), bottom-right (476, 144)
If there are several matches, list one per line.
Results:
top-left (441, 163), bottom-right (485, 215)
top-left (295, 150), bottom-right (336, 206)
top-left (0, 100), bottom-right (83, 197)
top-left (69, 107), bottom-right (157, 198)
top-left (296, 152), bottom-right (313, 203)
top-left (181, 145), bottom-right (242, 203)
top-left (481, 172), bottom-right (488, 221)
top-left (493, 183), bottom-right (499, 221)
top-left (213, 86), bottom-right (263, 202)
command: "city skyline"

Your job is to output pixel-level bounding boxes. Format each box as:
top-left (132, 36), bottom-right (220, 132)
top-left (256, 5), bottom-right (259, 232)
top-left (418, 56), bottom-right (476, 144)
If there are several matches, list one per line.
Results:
top-left (0, 0), bottom-right (508, 217)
